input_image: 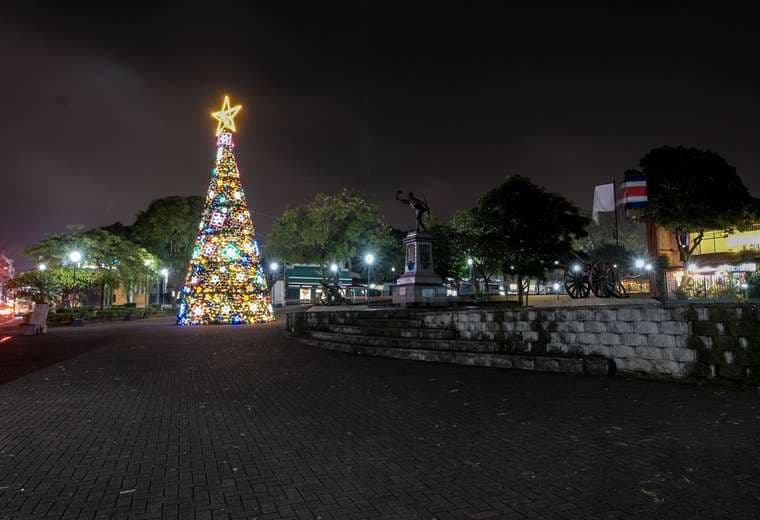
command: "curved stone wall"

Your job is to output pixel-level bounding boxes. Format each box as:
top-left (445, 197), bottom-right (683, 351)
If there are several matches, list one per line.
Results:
top-left (287, 303), bottom-right (760, 383)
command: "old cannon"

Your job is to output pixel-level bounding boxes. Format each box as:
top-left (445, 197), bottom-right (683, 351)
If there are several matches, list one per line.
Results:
top-left (319, 279), bottom-right (347, 306)
top-left (562, 259), bottom-right (627, 299)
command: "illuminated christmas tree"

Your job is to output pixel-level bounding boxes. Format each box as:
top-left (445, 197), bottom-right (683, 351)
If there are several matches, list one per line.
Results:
top-left (177, 95), bottom-right (274, 325)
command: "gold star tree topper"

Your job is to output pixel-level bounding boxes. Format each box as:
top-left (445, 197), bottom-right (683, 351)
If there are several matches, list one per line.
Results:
top-left (211, 95), bottom-right (242, 135)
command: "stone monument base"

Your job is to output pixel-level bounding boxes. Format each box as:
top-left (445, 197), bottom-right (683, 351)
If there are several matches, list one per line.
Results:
top-left (391, 231), bottom-right (448, 306)
top-left (392, 282), bottom-right (448, 306)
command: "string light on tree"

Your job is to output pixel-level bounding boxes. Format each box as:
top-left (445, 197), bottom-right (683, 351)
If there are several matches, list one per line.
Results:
top-left (177, 95), bottom-right (274, 325)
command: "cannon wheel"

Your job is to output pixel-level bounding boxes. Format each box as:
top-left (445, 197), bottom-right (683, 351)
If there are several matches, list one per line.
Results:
top-left (589, 262), bottom-right (617, 298)
top-left (319, 285), bottom-right (346, 305)
top-left (563, 267), bottom-right (590, 299)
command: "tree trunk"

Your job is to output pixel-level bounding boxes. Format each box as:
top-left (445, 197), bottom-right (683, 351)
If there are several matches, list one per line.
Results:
top-left (675, 228), bottom-right (704, 289)
top-left (517, 274), bottom-right (524, 306)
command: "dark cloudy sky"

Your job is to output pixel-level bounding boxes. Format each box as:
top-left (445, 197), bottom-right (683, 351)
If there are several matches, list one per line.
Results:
top-left (2, 2), bottom-right (759, 267)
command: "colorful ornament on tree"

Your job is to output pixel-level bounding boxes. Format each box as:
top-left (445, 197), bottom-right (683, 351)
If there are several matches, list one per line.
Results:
top-left (177, 95), bottom-right (274, 325)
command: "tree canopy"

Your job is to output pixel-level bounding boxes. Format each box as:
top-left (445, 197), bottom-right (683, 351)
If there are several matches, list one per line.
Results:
top-left (22, 229), bottom-right (158, 307)
top-left (266, 189), bottom-right (392, 276)
top-left (128, 196), bottom-right (204, 284)
top-left (578, 213), bottom-right (647, 267)
top-left (475, 175), bottom-right (589, 302)
top-left (636, 146), bottom-right (758, 267)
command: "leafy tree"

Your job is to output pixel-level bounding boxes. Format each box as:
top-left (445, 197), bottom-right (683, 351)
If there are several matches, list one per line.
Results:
top-left (578, 213), bottom-right (646, 259)
top-left (637, 146), bottom-right (758, 280)
top-left (8, 268), bottom-right (99, 307)
top-left (449, 209), bottom-right (501, 299)
top-left (427, 217), bottom-right (463, 282)
top-left (24, 229), bottom-right (158, 308)
top-left (476, 175), bottom-right (589, 304)
top-left (267, 189), bottom-right (391, 278)
top-left (371, 227), bottom-right (404, 282)
top-left (128, 196), bottom-right (204, 285)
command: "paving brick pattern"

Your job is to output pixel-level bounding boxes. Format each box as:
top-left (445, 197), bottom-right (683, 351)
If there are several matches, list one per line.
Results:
top-left (1, 318), bottom-right (759, 519)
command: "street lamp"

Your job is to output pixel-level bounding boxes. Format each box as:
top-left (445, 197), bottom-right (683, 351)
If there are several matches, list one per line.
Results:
top-left (552, 281), bottom-right (561, 300)
top-left (270, 261), bottom-right (279, 272)
top-left (364, 254), bottom-right (374, 303)
top-left (37, 263), bottom-right (47, 271)
top-left (644, 263), bottom-right (653, 272)
top-left (160, 268), bottom-right (169, 306)
top-left (68, 250), bottom-right (82, 264)
top-left (330, 263), bottom-right (338, 273)
top-left (634, 258), bottom-right (645, 269)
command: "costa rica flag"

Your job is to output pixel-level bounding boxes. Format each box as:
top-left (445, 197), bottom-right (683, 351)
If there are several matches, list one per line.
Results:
top-left (618, 173), bottom-right (647, 208)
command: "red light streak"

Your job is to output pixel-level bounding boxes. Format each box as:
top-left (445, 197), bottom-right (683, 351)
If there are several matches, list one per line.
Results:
top-left (0, 336), bottom-right (12, 343)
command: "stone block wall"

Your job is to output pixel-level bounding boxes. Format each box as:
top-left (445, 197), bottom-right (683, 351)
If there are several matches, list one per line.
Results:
top-left (287, 303), bottom-right (760, 383)
top-left (686, 305), bottom-right (760, 383)
top-left (416, 305), bottom-right (696, 377)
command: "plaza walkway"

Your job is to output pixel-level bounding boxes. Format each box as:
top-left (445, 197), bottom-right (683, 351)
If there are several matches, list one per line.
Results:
top-left (0, 317), bottom-right (758, 519)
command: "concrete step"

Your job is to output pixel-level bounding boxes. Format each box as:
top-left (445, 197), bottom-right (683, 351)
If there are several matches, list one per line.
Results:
top-left (308, 330), bottom-right (503, 353)
top-left (353, 318), bottom-right (424, 328)
top-left (329, 324), bottom-right (456, 340)
top-left (297, 335), bottom-right (608, 376)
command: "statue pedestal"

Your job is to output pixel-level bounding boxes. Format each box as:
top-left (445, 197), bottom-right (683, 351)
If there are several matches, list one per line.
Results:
top-left (392, 231), bottom-right (448, 306)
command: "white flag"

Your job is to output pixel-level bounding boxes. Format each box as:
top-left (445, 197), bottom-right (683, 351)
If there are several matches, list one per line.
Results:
top-left (592, 183), bottom-right (615, 224)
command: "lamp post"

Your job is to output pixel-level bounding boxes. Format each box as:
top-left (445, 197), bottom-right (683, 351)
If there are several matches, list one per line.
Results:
top-left (267, 261), bottom-right (280, 306)
top-left (467, 258), bottom-right (474, 294)
top-left (67, 251), bottom-right (82, 308)
top-left (160, 268), bottom-right (169, 306)
top-left (364, 254), bottom-right (374, 303)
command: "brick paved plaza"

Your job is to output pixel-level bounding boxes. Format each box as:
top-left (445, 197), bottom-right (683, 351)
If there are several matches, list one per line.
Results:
top-left (1, 317), bottom-right (759, 520)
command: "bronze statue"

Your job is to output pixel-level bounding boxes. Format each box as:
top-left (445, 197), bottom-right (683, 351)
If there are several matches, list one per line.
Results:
top-left (395, 190), bottom-right (431, 232)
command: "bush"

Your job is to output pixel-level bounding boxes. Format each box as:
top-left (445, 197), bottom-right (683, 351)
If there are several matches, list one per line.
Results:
top-left (48, 312), bottom-right (73, 325)
top-left (748, 272), bottom-right (760, 299)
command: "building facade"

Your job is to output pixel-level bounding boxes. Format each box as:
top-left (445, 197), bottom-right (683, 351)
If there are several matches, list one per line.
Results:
top-left (649, 223), bottom-right (760, 298)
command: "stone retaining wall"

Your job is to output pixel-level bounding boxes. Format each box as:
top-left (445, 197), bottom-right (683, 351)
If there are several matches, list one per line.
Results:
top-left (287, 303), bottom-right (760, 383)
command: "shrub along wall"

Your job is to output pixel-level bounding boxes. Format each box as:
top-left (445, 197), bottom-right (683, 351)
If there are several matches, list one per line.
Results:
top-left (44, 305), bottom-right (167, 326)
top-left (287, 303), bottom-right (760, 384)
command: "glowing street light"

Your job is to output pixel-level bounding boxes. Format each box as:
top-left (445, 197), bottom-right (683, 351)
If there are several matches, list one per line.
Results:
top-left (634, 258), bottom-right (645, 269)
top-left (467, 258), bottom-right (474, 266)
top-left (644, 263), bottom-right (653, 272)
top-left (37, 263), bottom-right (47, 271)
top-left (159, 268), bottom-right (169, 306)
top-left (572, 264), bottom-right (581, 273)
top-left (68, 250), bottom-right (82, 263)
top-left (330, 263), bottom-right (338, 273)
top-left (364, 254), bottom-right (375, 303)
top-left (552, 281), bottom-right (561, 300)
top-left (269, 261), bottom-right (279, 272)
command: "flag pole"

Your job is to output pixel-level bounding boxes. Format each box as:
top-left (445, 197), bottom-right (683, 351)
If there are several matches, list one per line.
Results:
top-left (613, 179), bottom-right (620, 247)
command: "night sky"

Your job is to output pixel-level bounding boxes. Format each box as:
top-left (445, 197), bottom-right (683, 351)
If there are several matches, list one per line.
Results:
top-left (2, 3), bottom-right (760, 267)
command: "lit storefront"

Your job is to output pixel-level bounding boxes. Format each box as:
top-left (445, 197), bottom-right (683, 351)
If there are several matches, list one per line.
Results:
top-left (657, 225), bottom-right (760, 298)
